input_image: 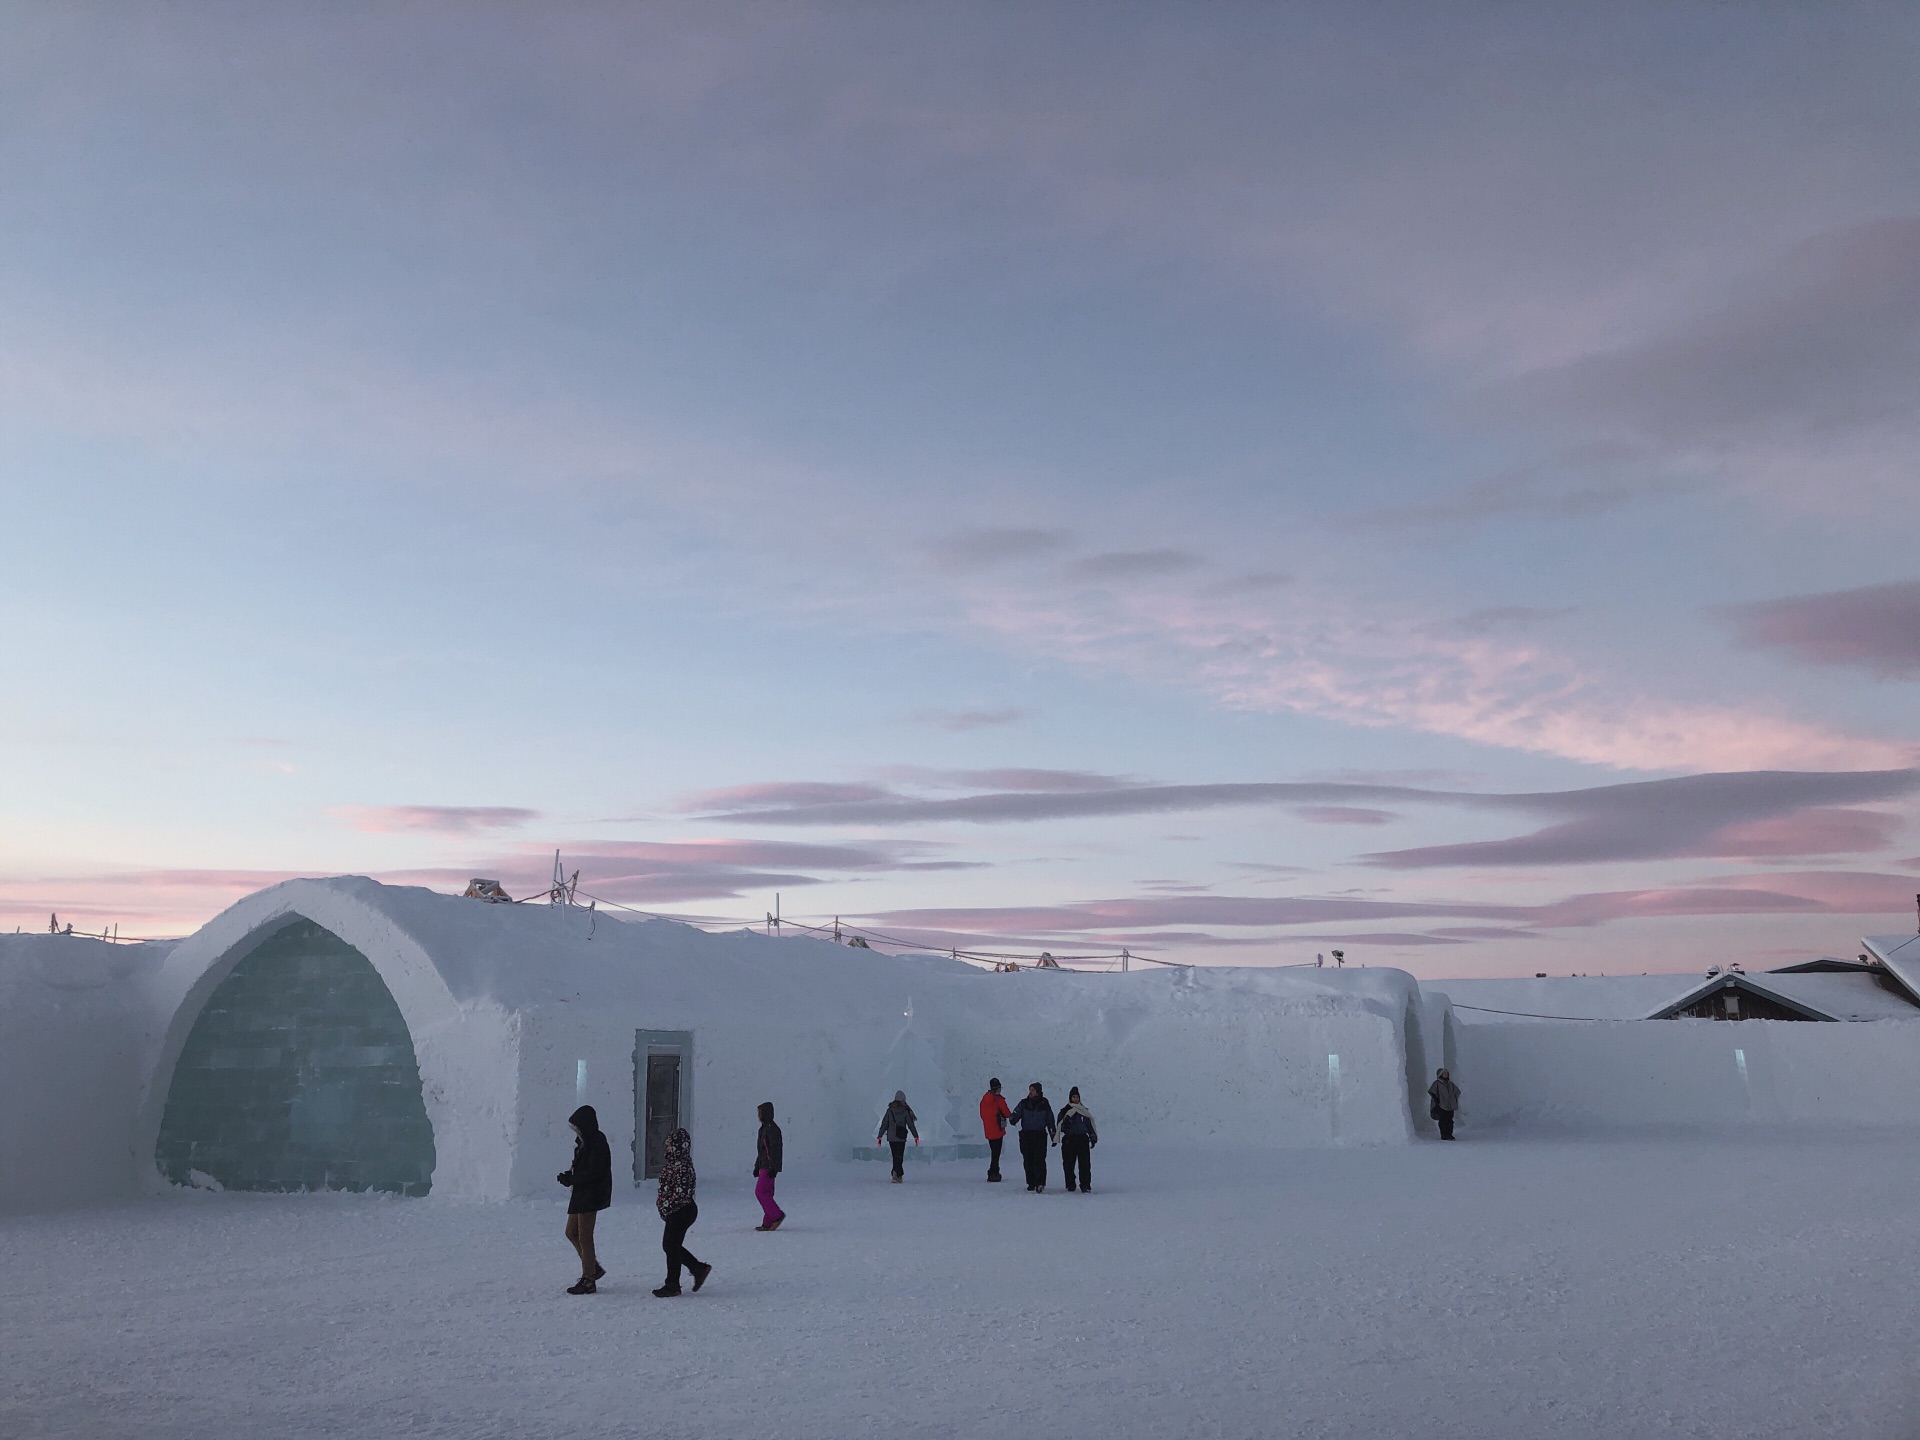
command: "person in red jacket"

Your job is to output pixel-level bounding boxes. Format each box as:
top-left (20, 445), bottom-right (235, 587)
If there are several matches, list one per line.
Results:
top-left (979, 1077), bottom-right (1013, 1182)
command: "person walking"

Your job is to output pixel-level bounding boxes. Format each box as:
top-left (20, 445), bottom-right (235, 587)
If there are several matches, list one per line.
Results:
top-left (979, 1078), bottom-right (1013, 1182)
top-left (1056, 1086), bottom-right (1098, 1193)
top-left (556, 1104), bottom-right (612, 1294)
top-left (1428, 1068), bottom-right (1461, 1141)
top-left (653, 1127), bottom-right (711, 1297)
top-left (877, 1091), bottom-right (919, 1182)
top-left (1010, 1082), bottom-right (1056, 1192)
top-left (753, 1101), bottom-right (786, 1231)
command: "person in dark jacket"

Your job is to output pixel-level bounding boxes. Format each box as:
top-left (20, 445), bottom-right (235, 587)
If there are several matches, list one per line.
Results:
top-left (556, 1104), bottom-right (612, 1294)
top-left (1010, 1082), bottom-right (1056, 1192)
top-left (753, 1100), bottom-right (786, 1231)
top-left (877, 1091), bottom-right (919, 1182)
top-left (979, 1078), bottom-right (1013, 1182)
top-left (1056, 1086), bottom-right (1098, 1193)
top-left (1428, 1068), bottom-right (1461, 1141)
top-left (653, 1127), bottom-right (711, 1297)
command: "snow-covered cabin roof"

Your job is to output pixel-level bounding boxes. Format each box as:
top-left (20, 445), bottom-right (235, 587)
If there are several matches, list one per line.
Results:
top-left (1737, 970), bottom-right (1920, 1021)
top-left (1863, 933), bottom-right (1920, 1008)
top-left (1441, 975), bottom-right (1702, 1022)
top-left (1769, 955), bottom-right (1877, 974)
top-left (1644, 969), bottom-right (1919, 1022)
top-left (1442, 968), bottom-right (1920, 1023)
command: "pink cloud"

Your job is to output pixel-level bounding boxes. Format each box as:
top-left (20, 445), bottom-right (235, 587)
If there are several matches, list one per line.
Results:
top-left (335, 805), bottom-right (541, 835)
top-left (1296, 806), bottom-right (1396, 826)
top-left (1716, 869), bottom-right (1920, 913)
top-left (1724, 579), bottom-right (1920, 680)
top-left (1708, 807), bottom-right (1902, 859)
top-left (0, 868), bottom-right (305, 937)
top-left (675, 781), bottom-right (892, 813)
top-left (954, 574), bottom-right (1911, 773)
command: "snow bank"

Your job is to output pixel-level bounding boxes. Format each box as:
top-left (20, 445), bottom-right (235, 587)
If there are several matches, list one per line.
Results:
top-left (0, 934), bottom-right (174, 1209)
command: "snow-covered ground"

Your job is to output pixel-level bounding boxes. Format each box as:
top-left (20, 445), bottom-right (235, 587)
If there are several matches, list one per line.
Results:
top-left (8, 1133), bottom-right (1920, 1439)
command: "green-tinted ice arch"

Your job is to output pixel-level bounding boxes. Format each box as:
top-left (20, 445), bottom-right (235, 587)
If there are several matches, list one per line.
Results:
top-left (155, 917), bottom-right (437, 1196)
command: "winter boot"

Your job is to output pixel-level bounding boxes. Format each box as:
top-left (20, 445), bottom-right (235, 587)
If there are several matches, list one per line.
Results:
top-left (691, 1261), bottom-right (713, 1293)
top-left (891, 1173), bottom-right (903, 1184)
top-left (766, 1215), bottom-right (783, 1230)
top-left (567, 1277), bottom-right (597, 1295)
top-left (652, 1284), bottom-right (682, 1298)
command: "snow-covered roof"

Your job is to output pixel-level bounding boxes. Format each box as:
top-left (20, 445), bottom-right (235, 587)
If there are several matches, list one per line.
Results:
top-left (1863, 933), bottom-right (1920, 1008)
top-left (1443, 968), bottom-right (1920, 1023)
top-left (1734, 971), bottom-right (1919, 1022)
top-left (1440, 975), bottom-right (1702, 1023)
top-left (159, 875), bottom-right (1426, 1026)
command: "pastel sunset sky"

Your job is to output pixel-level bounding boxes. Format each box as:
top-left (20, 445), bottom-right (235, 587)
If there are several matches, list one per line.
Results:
top-left (4, 4), bottom-right (1917, 974)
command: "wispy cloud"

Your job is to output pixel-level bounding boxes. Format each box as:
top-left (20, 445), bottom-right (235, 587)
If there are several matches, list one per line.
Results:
top-left (1295, 806), bottom-right (1396, 826)
top-left (1499, 217), bottom-right (1920, 510)
top-left (908, 706), bottom-right (1028, 732)
top-left (927, 527), bottom-right (1070, 572)
top-left (1722, 580), bottom-right (1920, 680)
top-left (854, 869), bottom-right (1920, 948)
top-left (695, 778), bottom-right (1427, 826)
top-left (676, 782), bottom-right (894, 813)
top-left (1364, 769), bottom-right (1919, 869)
top-left (694, 767), bottom-right (1919, 874)
top-left (1346, 449), bottom-right (1688, 531)
top-left (335, 805), bottom-right (542, 835)
top-left (467, 836), bottom-right (983, 905)
top-left (1064, 549), bottom-right (1202, 581)
top-left (953, 579), bottom-right (1907, 772)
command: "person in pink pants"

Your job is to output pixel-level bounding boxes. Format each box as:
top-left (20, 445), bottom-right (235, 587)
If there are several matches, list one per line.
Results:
top-left (753, 1100), bottom-right (785, 1230)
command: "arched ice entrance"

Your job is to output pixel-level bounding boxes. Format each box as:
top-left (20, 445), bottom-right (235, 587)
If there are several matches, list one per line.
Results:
top-left (154, 917), bottom-right (436, 1195)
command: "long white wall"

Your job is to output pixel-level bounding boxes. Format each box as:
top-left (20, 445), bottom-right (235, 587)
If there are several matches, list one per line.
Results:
top-left (1456, 1018), bottom-right (1920, 1131)
top-left (507, 964), bottom-right (1425, 1202)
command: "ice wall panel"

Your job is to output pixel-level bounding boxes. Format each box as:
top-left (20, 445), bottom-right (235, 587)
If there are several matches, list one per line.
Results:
top-left (154, 920), bottom-right (436, 1195)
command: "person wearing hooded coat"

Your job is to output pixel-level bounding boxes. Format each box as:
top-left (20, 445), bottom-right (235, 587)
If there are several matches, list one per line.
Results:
top-left (979, 1077), bottom-right (1013, 1182)
top-left (654, 1127), bottom-right (711, 1297)
top-left (876, 1091), bottom-right (919, 1182)
top-left (1428, 1068), bottom-right (1462, 1141)
top-left (1009, 1082), bottom-right (1057, 1192)
top-left (1056, 1086), bottom-right (1098, 1193)
top-left (556, 1104), bottom-right (612, 1294)
top-left (753, 1101), bottom-right (785, 1231)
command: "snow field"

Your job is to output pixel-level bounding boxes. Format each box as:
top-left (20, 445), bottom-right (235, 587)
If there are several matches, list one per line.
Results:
top-left (8, 1133), bottom-right (1920, 1439)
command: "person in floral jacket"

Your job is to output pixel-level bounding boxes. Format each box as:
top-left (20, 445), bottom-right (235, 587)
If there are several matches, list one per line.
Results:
top-left (653, 1128), bottom-right (711, 1297)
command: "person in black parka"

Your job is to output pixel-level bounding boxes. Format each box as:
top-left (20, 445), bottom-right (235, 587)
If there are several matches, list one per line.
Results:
top-left (1010, 1082), bottom-right (1057, 1192)
top-left (1056, 1086), bottom-right (1098, 1194)
top-left (876, 1091), bottom-right (919, 1182)
top-left (556, 1104), bottom-right (612, 1294)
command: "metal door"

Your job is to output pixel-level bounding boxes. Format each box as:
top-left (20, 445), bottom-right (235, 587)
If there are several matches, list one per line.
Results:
top-left (643, 1052), bottom-right (681, 1179)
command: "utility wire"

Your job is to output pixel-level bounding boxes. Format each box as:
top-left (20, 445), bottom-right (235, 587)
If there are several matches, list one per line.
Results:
top-left (1449, 1002), bottom-right (1632, 1022)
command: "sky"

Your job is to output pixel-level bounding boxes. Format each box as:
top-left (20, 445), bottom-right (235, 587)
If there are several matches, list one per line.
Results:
top-left (2, 3), bottom-right (1917, 976)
